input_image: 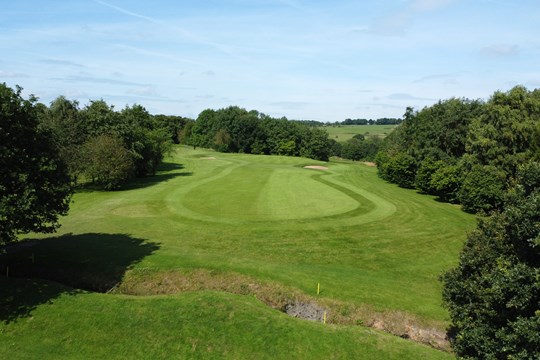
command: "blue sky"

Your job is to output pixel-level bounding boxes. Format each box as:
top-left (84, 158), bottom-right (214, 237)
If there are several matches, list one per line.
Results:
top-left (1, 0), bottom-right (539, 121)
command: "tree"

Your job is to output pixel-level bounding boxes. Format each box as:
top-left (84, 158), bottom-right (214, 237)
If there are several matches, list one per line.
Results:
top-left (0, 84), bottom-right (72, 244)
top-left (80, 99), bottom-right (118, 138)
top-left (430, 162), bottom-right (462, 203)
top-left (38, 96), bottom-right (86, 181)
top-left (214, 128), bottom-right (232, 152)
top-left (442, 162), bottom-right (540, 359)
top-left (415, 158), bottom-right (443, 194)
top-left (82, 134), bottom-right (134, 190)
top-left (299, 126), bottom-right (331, 161)
top-left (383, 153), bottom-right (417, 188)
top-left (459, 164), bottom-right (505, 213)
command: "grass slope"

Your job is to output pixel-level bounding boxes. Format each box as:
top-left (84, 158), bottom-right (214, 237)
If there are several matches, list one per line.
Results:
top-left (0, 278), bottom-right (452, 359)
top-left (1, 146), bottom-right (475, 358)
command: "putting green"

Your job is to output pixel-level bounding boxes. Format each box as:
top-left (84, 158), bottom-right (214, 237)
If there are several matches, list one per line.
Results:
top-left (165, 156), bottom-right (394, 225)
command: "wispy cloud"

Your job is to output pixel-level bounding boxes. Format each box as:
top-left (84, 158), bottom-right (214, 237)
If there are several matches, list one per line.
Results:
top-left (387, 93), bottom-right (436, 101)
top-left (196, 94), bottom-right (215, 100)
top-left (93, 0), bottom-right (159, 23)
top-left (54, 74), bottom-right (148, 87)
top-left (0, 70), bottom-right (29, 78)
top-left (365, 0), bottom-right (458, 36)
top-left (411, 0), bottom-right (456, 11)
top-left (93, 0), bottom-right (240, 59)
top-left (40, 59), bottom-right (86, 68)
top-left (269, 101), bottom-right (311, 110)
top-left (414, 73), bottom-right (457, 83)
top-left (101, 93), bottom-right (187, 104)
top-left (112, 44), bottom-right (201, 65)
top-left (127, 85), bottom-right (158, 97)
top-left (480, 44), bottom-right (519, 57)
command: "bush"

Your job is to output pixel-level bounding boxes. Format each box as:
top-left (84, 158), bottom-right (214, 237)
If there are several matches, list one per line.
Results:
top-left (384, 153), bottom-right (417, 188)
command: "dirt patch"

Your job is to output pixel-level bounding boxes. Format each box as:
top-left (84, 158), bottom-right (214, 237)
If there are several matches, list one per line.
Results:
top-left (361, 162), bottom-right (376, 167)
top-left (303, 165), bottom-right (328, 170)
top-left (363, 314), bottom-right (449, 351)
top-left (199, 157), bottom-right (216, 160)
top-left (284, 302), bottom-right (326, 322)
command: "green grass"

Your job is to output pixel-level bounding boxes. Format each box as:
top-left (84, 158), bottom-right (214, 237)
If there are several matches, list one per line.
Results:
top-left (0, 278), bottom-right (452, 359)
top-left (0, 146), bottom-right (475, 358)
top-left (323, 124), bottom-right (397, 142)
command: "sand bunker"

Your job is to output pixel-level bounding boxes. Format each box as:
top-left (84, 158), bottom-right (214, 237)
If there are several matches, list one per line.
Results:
top-left (303, 165), bottom-right (328, 170)
top-left (200, 157), bottom-right (216, 160)
top-left (361, 162), bottom-right (376, 167)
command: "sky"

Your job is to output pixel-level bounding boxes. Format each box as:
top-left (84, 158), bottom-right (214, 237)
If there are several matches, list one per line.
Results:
top-left (1, 0), bottom-right (539, 122)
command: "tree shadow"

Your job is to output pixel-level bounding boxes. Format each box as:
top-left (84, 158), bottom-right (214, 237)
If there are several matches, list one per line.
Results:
top-left (120, 170), bottom-right (192, 191)
top-left (0, 233), bottom-right (159, 323)
top-left (77, 162), bottom-right (192, 192)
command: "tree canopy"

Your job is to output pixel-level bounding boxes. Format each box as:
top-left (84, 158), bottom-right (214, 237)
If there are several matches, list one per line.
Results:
top-left (376, 86), bottom-right (540, 213)
top-left (38, 98), bottom-right (178, 189)
top-left (0, 84), bottom-right (72, 244)
top-left (442, 162), bottom-right (540, 358)
top-left (187, 106), bottom-right (332, 161)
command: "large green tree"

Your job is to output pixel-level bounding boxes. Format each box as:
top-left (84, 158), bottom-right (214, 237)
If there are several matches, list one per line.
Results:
top-left (442, 162), bottom-right (540, 359)
top-left (0, 84), bottom-right (72, 244)
top-left (37, 96), bottom-right (86, 180)
top-left (376, 87), bottom-right (540, 213)
top-left (82, 134), bottom-right (134, 190)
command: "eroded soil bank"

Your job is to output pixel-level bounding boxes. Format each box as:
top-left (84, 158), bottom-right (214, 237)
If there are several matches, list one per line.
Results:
top-left (114, 268), bottom-right (450, 351)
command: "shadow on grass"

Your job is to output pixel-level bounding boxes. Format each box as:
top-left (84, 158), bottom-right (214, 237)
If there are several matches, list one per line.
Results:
top-left (0, 233), bottom-right (159, 323)
top-left (77, 162), bottom-right (192, 192)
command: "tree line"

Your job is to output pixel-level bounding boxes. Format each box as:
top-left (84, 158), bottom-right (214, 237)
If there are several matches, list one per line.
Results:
top-left (376, 86), bottom-right (540, 214)
top-left (182, 106), bottom-right (332, 161)
top-left (37, 97), bottom-right (188, 190)
top-left (293, 117), bottom-right (402, 127)
top-left (339, 117), bottom-right (402, 126)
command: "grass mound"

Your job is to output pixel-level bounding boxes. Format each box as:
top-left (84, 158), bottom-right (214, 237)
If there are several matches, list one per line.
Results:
top-left (0, 278), bottom-right (452, 360)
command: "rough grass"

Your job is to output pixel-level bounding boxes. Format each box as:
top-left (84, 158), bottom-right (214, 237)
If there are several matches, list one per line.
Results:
top-left (323, 124), bottom-right (397, 142)
top-left (0, 146), bottom-right (475, 358)
top-left (0, 278), bottom-right (453, 360)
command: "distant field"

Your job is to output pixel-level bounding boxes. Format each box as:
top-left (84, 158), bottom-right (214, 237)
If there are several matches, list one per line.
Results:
top-left (1, 146), bottom-right (474, 358)
top-left (323, 124), bottom-right (398, 142)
